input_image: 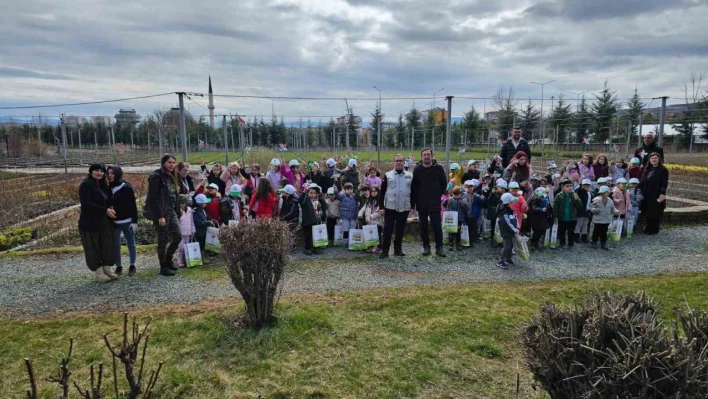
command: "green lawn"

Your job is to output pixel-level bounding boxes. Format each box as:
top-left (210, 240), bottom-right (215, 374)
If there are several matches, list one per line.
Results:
top-left (3, 272), bottom-right (708, 398)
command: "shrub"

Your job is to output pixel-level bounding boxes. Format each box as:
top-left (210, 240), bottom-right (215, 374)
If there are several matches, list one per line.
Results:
top-left (221, 217), bottom-right (294, 329)
top-left (522, 291), bottom-right (708, 399)
top-left (0, 227), bottom-right (33, 250)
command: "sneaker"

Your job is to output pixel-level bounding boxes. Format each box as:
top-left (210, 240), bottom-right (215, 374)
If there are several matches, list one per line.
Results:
top-left (114, 266), bottom-right (123, 276)
top-left (506, 259), bottom-right (516, 266)
top-left (435, 247), bottom-right (447, 257)
top-left (159, 268), bottom-right (176, 276)
top-left (128, 265), bottom-right (136, 276)
top-left (394, 250), bottom-right (406, 257)
top-left (422, 246), bottom-right (431, 256)
top-left (372, 247), bottom-right (383, 254)
top-left (496, 260), bottom-right (508, 270)
top-left (379, 253), bottom-right (389, 260)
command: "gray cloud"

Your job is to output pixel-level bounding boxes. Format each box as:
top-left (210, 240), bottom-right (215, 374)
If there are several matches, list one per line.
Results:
top-left (0, 67), bottom-right (74, 80)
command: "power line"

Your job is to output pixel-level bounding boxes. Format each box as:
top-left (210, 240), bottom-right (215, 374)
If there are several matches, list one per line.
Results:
top-left (0, 93), bottom-right (175, 110)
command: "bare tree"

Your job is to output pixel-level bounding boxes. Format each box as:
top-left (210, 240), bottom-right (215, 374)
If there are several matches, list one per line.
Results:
top-left (493, 85), bottom-right (519, 138)
top-left (673, 71), bottom-right (705, 150)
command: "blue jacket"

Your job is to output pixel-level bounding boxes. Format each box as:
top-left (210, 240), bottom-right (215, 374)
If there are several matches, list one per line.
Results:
top-left (496, 204), bottom-right (518, 239)
top-left (468, 192), bottom-right (487, 218)
top-left (337, 192), bottom-right (359, 221)
top-left (193, 207), bottom-right (211, 238)
top-left (447, 196), bottom-right (469, 220)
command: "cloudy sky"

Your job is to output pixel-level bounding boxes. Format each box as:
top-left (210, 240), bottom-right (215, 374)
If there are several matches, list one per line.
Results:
top-left (1, 0), bottom-right (707, 123)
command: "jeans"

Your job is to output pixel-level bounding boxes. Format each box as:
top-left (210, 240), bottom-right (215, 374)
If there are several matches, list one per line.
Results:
top-left (557, 220), bottom-right (577, 246)
top-left (500, 236), bottom-right (513, 262)
top-left (592, 223), bottom-right (609, 243)
top-left (114, 222), bottom-right (137, 267)
top-left (341, 218), bottom-right (357, 240)
top-left (382, 210), bottom-right (409, 254)
top-left (418, 207), bottom-right (443, 249)
top-left (154, 210), bottom-right (181, 266)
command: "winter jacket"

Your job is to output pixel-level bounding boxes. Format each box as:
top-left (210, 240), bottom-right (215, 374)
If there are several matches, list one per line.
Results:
top-left (628, 166), bottom-right (643, 180)
top-left (610, 165), bottom-right (628, 182)
top-left (411, 160), bottom-right (447, 211)
top-left (629, 187), bottom-right (643, 208)
top-left (553, 190), bottom-right (582, 222)
top-left (220, 168), bottom-right (248, 188)
top-left (358, 198), bottom-right (384, 227)
top-left (249, 193), bottom-right (277, 219)
top-left (486, 191), bottom-right (503, 221)
top-left (322, 167), bottom-right (341, 193)
top-left (510, 192), bottom-right (528, 229)
top-left (461, 169), bottom-right (481, 184)
top-left (299, 195), bottom-right (326, 227)
top-left (591, 196), bottom-right (617, 225)
top-left (279, 194), bottom-right (300, 224)
top-left (109, 166), bottom-right (138, 224)
top-left (78, 178), bottom-right (113, 233)
top-left (177, 174), bottom-right (195, 196)
top-left (219, 197), bottom-right (244, 225)
top-left (205, 195), bottom-right (221, 223)
top-left (281, 166), bottom-right (306, 194)
top-left (612, 187), bottom-right (632, 216)
top-left (337, 192), bottom-right (359, 221)
top-left (340, 169), bottom-right (361, 193)
top-left (640, 165), bottom-right (669, 217)
top-left (499, 138), bottom-right (532, 168)
top-left (364, 175), bottom-right (382, 188)
top-left (634, 143), bottom-right (664, 166)
top-left (563, 169), bottom-right (580, 182)
top-left (307, 171), bottom-right (327, 190)
top-left (446, 196), bottom-right (470, 221)
top-left (146, 168), bottom-right (178, 221)
top-left (266, 168), bottom-right (283, 191)
top-left (467, 192), bottom-right (486, 218)
top-left (575, 187), bottom-right (593, 217)
top-left (592, 163), bottom-right (610, 179)
top-left (487, 164), bottom-right (504, 177)
top-left (503, 164), bottom-right (532, 185)
top-left (528, 197), bottom-right (551, 232)
top-left (179, 207), bottom-right (196, 236)
top-left (242, 172), bottom-right (260, 198)
top-left (578, 163), bottom-right (595, 181)
top-left (496, 204), bottom-right (518, 238)
top-left (193, 207), bottom-right (211, 238)
top-left (200, 165), bottom-right (227, 196)
top-left (325, 198), bottom-right (340, 219)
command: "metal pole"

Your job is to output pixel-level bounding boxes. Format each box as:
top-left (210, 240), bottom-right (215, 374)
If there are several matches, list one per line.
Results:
top-left (78, 127), bottom-right (82, 165)
top-left (410, 127), bottom-right (414, 156)
top-left (60, 114), bottom-right (68, 175)
top-left (638, 113), bottom-right (643, 149)
top-left (346, 122), bottom-right (350, 154)
top-left (445, 96), bottom-right (453, 173)
top-left (239, 121), bottom-right (245, 161)
top-left (223, 115), bottom-right (229, 165)
top-left (94, 128), bottom-right (97, 151)
top-left (111, 125), bottom-right (117, 164)
top-left (178, 92), bottom-right (188, 162)
top-left (657, 96), bottom-right (668, 147)
top-left (130, 128), bottom-right (134, 150)
top-left (230, 124), bottom-right (235, 160)
top-left (37, 126), bottom-right (42, 162)
top-left (625, 120), bottom-right (632, 159)
top-left (250, 127), bottom-right (253, 147)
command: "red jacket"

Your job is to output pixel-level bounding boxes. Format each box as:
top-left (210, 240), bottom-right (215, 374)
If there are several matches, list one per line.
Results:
top-left (249, 193), bottom-right (277, 218)
top-left (205, 197), bottom-right (221, 223)
top-left (510, 192), bottom-right (529, 229)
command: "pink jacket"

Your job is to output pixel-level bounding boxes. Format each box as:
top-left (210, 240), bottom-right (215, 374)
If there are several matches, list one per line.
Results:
top-left (281, 167), bottom-right (306, 193)
top-left (611, 187), bottom-right (632, 216)
top-left (179, 207), bottom-right (196, 236)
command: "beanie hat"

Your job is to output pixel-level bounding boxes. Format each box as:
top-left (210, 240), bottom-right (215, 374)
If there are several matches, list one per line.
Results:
top-left (88, 163), bottom-right (106, 174)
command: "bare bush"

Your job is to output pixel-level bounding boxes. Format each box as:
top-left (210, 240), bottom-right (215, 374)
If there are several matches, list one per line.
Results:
top-left (221, 217), bottom-right (294, 329)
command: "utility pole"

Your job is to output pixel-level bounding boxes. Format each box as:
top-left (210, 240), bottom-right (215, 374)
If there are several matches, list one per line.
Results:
top-left (638, 113), bottom-right (643, 149)
top-left (373, 85), bottom-right (384, 169)
top-left (94, 128), bottom-right (97, 151)
top-left (223, 115), bottom-right (229, 165)
top-left (346, 121), bottom-right (350, 154)
top-left (60, 114), bottom-right (68, 175)
top-left (111, 124), bottom-right (117, 164)
top-left (249, 127), bottom-right (253, 147)
top-left (625, 120), bottom-right (632, 159)
top-left (445, 96), bottom-right (453, 173)
top-left (78, 127), bottom-right (82, 165)
top-left (37, 127), bottom-right (42, 162)
top-left (410, 127), bottom-right (414, 156)
top-left (531, 80), bottom-right (556, 162)
top-left (656, 96), bottom-right (669, 147)
top-left (177, 92), bottom-right (188, 162)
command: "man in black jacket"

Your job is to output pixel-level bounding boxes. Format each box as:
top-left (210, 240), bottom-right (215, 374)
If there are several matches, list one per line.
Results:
top-left (410, 148), bottom-right (448, 257)
top-left (633, 132), bottom-right (664, 167)
top-left (499, 127), bottom-right (532, 168)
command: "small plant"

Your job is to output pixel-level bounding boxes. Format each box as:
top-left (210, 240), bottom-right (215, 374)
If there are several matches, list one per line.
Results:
top-left (221, 217), bottom-right (294, 329)
top-left (0, 227), bottom-right (33, 250)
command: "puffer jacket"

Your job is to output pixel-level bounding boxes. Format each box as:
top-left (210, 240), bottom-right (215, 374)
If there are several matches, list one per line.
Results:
top-left (337, 192), bottom-right (359, 221)
top-left (612, 186), bottom-right (632, 216)
top-left (528, 197), bottom-right (551, 232)
top-left (179, 207), bottom-right (196, 236)
top-left (591, 196), bottom-right (617, 224)
top-left (340, 169), bottom-right (361, 193)
top-left (553, 190), bottom-right (582, 222)
top-left (578, 163), bottom-right (595, 181)
top-left (193, 207), bottom-right (211, 238)
top-left (486, 191), bottom-right (503, 221)
top-left (279, 194), bottom-right (300, 224)
top-left (496, 204), bottom-right (518, 238)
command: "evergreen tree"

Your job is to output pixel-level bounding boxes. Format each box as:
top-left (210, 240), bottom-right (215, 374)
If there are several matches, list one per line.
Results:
top-left (591, 80), bottom-right (618, 143)
top-left (549, 94), bottom-right (573, 143)
top-left (406, 107), bottom-right (423, 147)
top-left (626, 87), bottom-right (644, 136)
top-left (461, 106), bottom-right (482, 144)
top-left (346, 110), bottom-right (360, 149)
top-left (396, 113), bottom-right (406, 147)
top-left (518, 100), bottom-right (540, 142)
top-left (423, 109), bottom-right (436, 149)
top-left (493, 85), bottom-right (518, 138)
top-left (370, 103), bottom-right (382, 149)
top-left (573, 95), bottom-right (593, 143)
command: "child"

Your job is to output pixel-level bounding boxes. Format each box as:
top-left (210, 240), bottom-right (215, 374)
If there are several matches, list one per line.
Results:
top-left (447, 186), bottom-right (470, 250)
top-left (495, 192), bottom-right (520, 270)
top-left (358, 185), bottom-right (384, 253)
top-left (611, 177), bottom-right (631, 220)
top-left (591, 186), bottom-right (618, 250)
top-left (628, 157), bottom-right (643, 180)
top-left (508, 181), bottom-right (529, 232)
top-left (279, 184), bottom-right (300, 231)
top-left (628, 178), bottom-right (643, 222)
top-left (486, 179), bottom-right (507, 248)
top-left (219, 184), bottom-right (242, 225)
top-left (578, 154), bottom-right (595, 181)
top-left (364, 165), bottom-right (382, 188)
top-left (466, 179), bottom-right (486, 245)
top-left (192, 194), bottom-right (212, 262)
top-left (300, 184), bottom-right (327, 255)
top-left (553, 179), bottom-right (582, 249)
top-left (337, 182), bottom-right (359, 249)
top-left (610, 159), bottom-right (628, 182)
top-left (325, 187), bottom-right (340, 246)
top-left (177, 196), bottom-right (196, 268)
top-left (574, 179), bottom-right (593, 243)
top-left (593, 177), bottom-right (609, 197)
top-left (563, 162), bottom-right (580, 183)
top-left (449, 163), bottom-right (462, 185)
top-left (528, 187), bottom-right (550, 250)
top-left (204, 183), bottom-right (222, 223)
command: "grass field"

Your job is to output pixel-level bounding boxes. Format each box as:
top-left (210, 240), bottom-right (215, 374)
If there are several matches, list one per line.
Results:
top-left (3, 272), bottom-right (708, 398)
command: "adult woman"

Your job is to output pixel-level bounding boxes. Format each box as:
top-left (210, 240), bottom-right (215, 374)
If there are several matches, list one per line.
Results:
top-left (592, 154), bottom-right (610, 179)
top-left (107, 165), bottom-right (138, 276)
top-left (248, 178), bottom-right (277, 219)
top-left (502, 151), bottom-right (533, 196)
top-left (177, 162), bottom-right (195, 196)
top-left (79, 164), bottom-right (118, 282)
top-left (147, 154), bottom-right (182, 276)
top-left (640, 153), bottom-right (669, 235)
top-left (200, 160), bottom-right (226, 196)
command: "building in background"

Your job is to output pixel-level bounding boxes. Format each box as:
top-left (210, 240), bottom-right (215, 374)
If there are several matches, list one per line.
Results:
top-left (114, 109), bottom-right (141, 125)
top-left (431, 107), bottom-right (448, 123)
top-left (208, 75), bottom-right (215, 128)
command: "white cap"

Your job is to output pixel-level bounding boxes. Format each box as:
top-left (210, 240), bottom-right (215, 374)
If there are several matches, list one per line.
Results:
top-left (311, 162), bottom-right (319, 169)
top-left (630, 157), bottom-right (641, 164)
top-left (327, 187), bottom-right (335, 195)
top-left (230, 184), bottom-right (242, 193)
top-left (629, 178), bottom-right (640, 184)
top-left (195, 194), bottom-right (211, 204)
top-left (270, 158), bottom-right (281, 166)
top-left (326, 158), bottom-right (336, 167)
top-left (581, 179), bottom-right (591, 186)
top-left (534, 187), bottom-right (546, 196)
top-left (288, 159), bottom-right (300, 167)
top-left (464, 180), bottom-right (473, 186)
top-left (468, 159), bottom-right (478, 167)
top-left (616, 178), bottom-right (628, 184)
top-left (348, 159), bottom-right (357, 167)
top-left (470, 179), bottom-right (480, 187)
top-left (283, 184), bottom-right (296, 195)
top-left (496, 179), bottom-right (508, 189)
top-left (307, 183), bottom-right (320, 192)
top-left (598, 186), bottom-right (610, 194)
top-left (501, 192), bottom-right (517, 204)
top-left (552, 173), bottom-right (561, 179)
top-left (450, 162), bottom-right (460, 170)
top-left (509, 181), bottom-right (520, 189)
top-left (207, 183), bottom-right (219, 190)
top-left (597, 177), bottom-right (607, 184)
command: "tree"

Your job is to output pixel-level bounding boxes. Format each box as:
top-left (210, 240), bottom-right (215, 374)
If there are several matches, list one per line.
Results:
top-left (346, 110), bottom-right (360, 149)
top-left (461, 106), bottom-right (482, 144)
top-left (549, 94), bottom-right (573, 143)
top-left (519, 100), bottom-right (540, 142)
top-left (591, 80), bottom-right (618, 143)
top-left (626, 87), bottom-right (644, 137)
top-left (673, 71), bottom-right (705, 149)
top-left (492, 85), bottom-right (518, 139)
top-left (423, 109), bottom-right (436, 149)
top-left (406, 106), bottom-right (423, 147)
top-left (370, 103), bottom-right (382, 149)
top-left (573, 95), bottom-right (593, 143)
top-left (395, 113), bottom-right (406, 147)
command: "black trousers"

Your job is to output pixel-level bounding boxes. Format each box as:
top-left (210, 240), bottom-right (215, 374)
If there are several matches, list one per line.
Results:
top-left (326, 217), bottom-right (338, 241)
top-left (645, 218), bottom-right (661, 234)
top-left (382, 210), bottom-right (409, 254)
top-left (592, 223), bottom-right (609, 243)
top-left (418, 207), bottom-right (444, 249)
top-left (557, 220), bottom-right (577, 246)
top-left (154, 210), bottom-right (181, 266)
top-left (303, 225), bottom-right (313, 250)
top-left (468, 216), bottom-right (479, 242)
top-left (530, 229), bottom-right (546, 245)
top-left (80, 217), bottom-right (116, 271)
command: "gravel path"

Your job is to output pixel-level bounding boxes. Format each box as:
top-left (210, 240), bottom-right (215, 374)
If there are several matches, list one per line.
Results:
top-left (1, 226), bottom-right (707, 318)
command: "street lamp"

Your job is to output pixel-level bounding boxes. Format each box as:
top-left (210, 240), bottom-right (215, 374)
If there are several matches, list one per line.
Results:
top-left (569, 91), bottom-right (591, 113)
top-left (373, 85), bottom-right (385, 169)
top-left (530, 80), bottom-right (556, 157)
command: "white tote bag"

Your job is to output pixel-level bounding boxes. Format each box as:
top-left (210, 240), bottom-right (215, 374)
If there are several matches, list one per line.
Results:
top-left (205, 226), bottom-right (221, 253)
top-left (312, 224), bottom-right (328, 248)
top-left (549, 222), bottom-right (558, 249)
top-left (442, 211), bottom-right (459, 233)
top-left (494, 219), bottom-right (503, 244)
top-left (348, 228), bottom-right (365, 251)
top-left (460, 225), bottom-right (470, 247)
top-left (185, 241), bottom-right (203, 268)
top-left (544, 228), bottom-right (551, 247)
top-left (609, 217), bottom-right (623, 242)
top-left (333, 224), bottom-right (344, 246)
top-left (363, 224), bottom-right (379, 248)
top-left (626, 215), bottom-right (635, 238)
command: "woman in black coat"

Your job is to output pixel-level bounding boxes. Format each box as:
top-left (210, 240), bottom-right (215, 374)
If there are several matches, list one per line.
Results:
top-left (79, 163), bottom-right (118, 282)
top-left (639, 152), bottom-right (669, 235)
top-left (147, 154), bottom-right (182, 276)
